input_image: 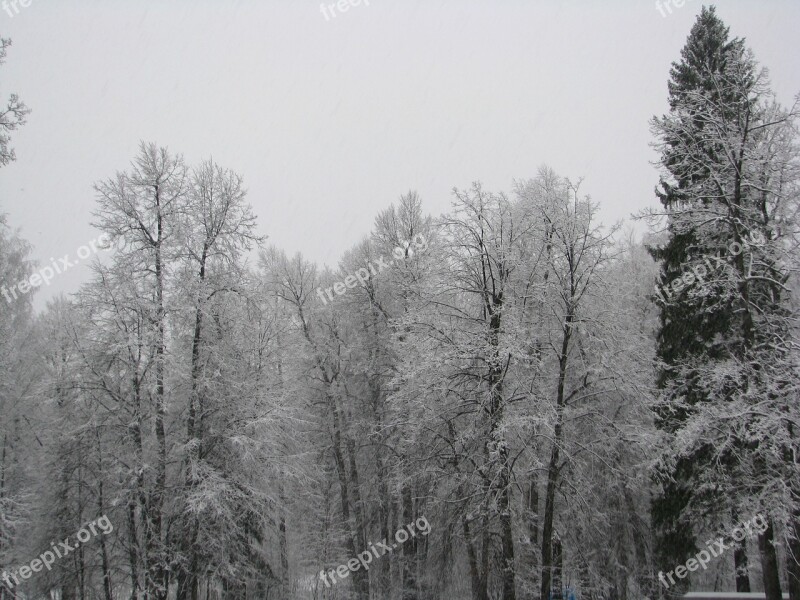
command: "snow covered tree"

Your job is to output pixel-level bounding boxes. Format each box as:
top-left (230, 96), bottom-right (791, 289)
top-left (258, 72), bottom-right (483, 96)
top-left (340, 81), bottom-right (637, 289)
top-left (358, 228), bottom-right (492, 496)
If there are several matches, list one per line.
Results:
top-left (171, 158), bottom-right (262, 600)
top-left (648, 6), bottom-right (800, 597)
top-left (93, 142), bottom-right (188, 600)
top-left (0, 211), bottom-right (37, 600)
top-left (0, 38), bottom-right (29, 168)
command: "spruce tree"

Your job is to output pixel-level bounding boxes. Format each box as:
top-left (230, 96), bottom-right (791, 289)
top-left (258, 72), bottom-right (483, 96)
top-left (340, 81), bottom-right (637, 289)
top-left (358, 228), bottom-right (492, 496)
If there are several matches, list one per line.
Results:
top-left (650, 6), bottom-right (800, 598)
top-left (650, 6), bottom-right (741, 582)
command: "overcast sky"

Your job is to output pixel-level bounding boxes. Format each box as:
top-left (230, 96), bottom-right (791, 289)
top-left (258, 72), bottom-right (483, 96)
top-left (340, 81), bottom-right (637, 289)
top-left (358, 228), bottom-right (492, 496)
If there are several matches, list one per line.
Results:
top-left (1, 0), bottom-right (798, 310)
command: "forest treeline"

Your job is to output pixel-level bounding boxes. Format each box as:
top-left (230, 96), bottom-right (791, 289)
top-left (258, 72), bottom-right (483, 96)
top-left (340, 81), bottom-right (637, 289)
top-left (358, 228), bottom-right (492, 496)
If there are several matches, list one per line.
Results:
top-left (1, 7), bottom-right (799, 600)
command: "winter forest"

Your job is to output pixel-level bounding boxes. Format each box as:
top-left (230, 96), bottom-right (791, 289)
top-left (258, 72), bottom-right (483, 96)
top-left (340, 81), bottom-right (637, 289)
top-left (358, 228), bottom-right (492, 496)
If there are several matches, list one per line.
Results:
top-left (1, 5), bottom-right (800, 600)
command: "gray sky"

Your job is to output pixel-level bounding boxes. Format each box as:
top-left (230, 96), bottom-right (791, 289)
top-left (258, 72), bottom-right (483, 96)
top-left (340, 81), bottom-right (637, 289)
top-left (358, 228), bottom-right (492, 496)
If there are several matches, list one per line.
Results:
top-left (1, 0), bottom-right (798, 310)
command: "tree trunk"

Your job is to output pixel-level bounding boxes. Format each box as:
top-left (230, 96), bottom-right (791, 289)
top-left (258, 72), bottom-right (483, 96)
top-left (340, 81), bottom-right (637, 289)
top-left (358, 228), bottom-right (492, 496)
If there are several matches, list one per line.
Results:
top-left (177, 248), bottom-right (209, 600)
top-left (550, 534), bottom-right (563, 600)
top-left (733, 542), bottom-right (751, 592)
top-left (76, 539), bottom-right (86, 600)
top-left (345, 434), bottom-right (367, 552)
top-left (787, 446), bottom-right (800, 600)
top-left (279, 485), bottom-right (289, 598)
top-left (480, 511), bottom-right (491, 600)
top-left (96, 433), bottom-right (114, 600)
top-left (788, 520), bottom-right (800, 600)
top-left (498, 460), bottom-right (516, 600)
top-left (788, 524), bottom-right (800, 600)
top-left (329, 395), bottom-right (369, 600)
top-left (402, 485), bottom-right (418, 600)
top-left (128, 501), bottom-right (140, 600)
top-left (372, 378), bottom-right (392, 597)
top-left (541, 426), bottom-right (560, 600)
top-left (542, 310), bottom-right (573, 600)
top-left (487, 294), bottom-right (516, 600)
top-left (60, 462), bottom-right (77, 600)
top-left (151, 188), bottom-right (168, 600)
top-left (463, 515), bottom-right (488, 600)
top-left (759, 517), bottom-right (782, 600)
top-left (730, 507), bottom-right (751, 592)
top-left (527, 475), bottom-right (539, 547)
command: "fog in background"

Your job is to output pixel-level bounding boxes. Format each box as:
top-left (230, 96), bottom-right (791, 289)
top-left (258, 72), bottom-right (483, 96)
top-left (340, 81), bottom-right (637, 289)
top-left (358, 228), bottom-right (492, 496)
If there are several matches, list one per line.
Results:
top-left (1, 0), bottom-right (798, 309)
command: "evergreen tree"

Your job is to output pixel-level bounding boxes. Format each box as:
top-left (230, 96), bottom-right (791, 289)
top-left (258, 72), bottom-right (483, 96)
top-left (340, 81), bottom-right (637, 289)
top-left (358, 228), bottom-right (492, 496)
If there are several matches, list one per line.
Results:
top-left (649, 6), bottom-right (800, 596)
top-left (649, 7), bottom-right (746, 582)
